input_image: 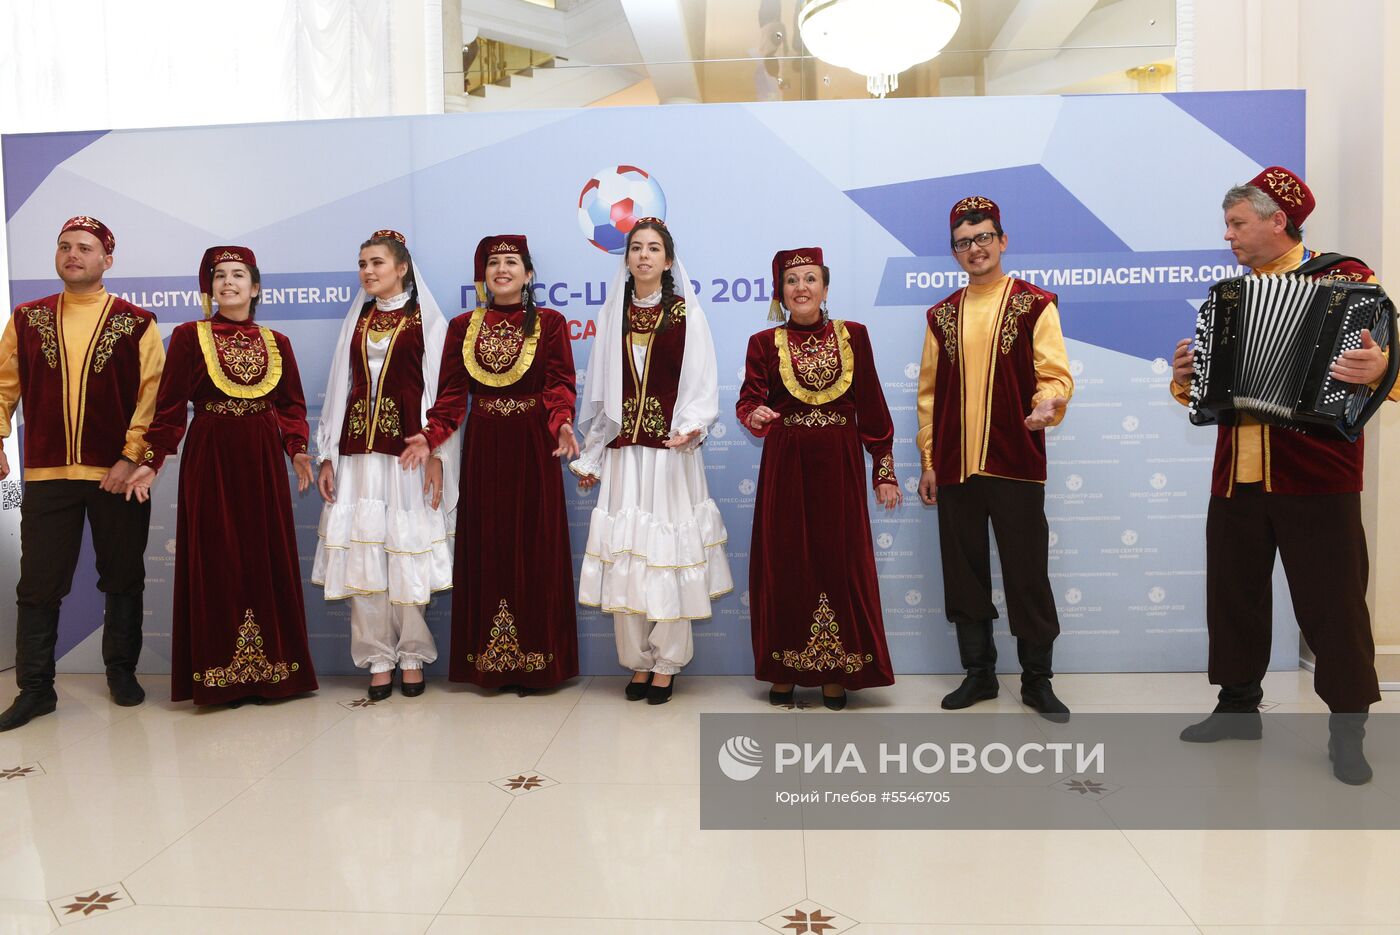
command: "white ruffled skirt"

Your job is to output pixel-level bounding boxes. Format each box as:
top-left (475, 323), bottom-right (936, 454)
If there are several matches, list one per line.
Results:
top-left (312, 452), bottom-right (454, 605)
top-left (579, 445), bottom-right (732, 621)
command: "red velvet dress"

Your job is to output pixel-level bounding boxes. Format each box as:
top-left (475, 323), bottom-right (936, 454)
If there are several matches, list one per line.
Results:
top-left (424, 303), bottom-right (579, 688)
top-left (737, 318), bottom-right (897, 689)
top-left (146, 314), bottom-right (319, 704)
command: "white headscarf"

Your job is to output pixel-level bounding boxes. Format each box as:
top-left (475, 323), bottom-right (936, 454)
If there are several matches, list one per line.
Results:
top-left (315, 260), bottom-right (462, 514)
top-left (573, 248), bottom-right (718, 475)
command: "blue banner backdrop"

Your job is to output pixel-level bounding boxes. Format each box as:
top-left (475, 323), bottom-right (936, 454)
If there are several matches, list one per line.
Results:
top-left (2, 90), bottom-right (1306, 677)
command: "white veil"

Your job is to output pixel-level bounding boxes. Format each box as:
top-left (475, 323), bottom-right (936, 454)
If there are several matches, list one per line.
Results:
top-left (315, 262), bottom-right (462, 514)
top-left (573, 251), bottom-right (718, 475)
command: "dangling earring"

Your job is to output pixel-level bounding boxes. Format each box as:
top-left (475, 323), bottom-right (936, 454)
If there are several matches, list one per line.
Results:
top-left (820, 299), bottom-right (830, 325)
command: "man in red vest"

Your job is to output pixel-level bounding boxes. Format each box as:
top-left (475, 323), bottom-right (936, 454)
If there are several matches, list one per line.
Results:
top-left (916, 196), bottom-right (1073, 721)
top-left (0, 216), bottom-right (165, 731)
top-left (1171, 166), bottom-right (1394, 784)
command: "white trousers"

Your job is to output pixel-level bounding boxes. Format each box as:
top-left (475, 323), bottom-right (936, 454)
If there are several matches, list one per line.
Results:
top-left (350, 593), bottom-right (438, 673)
top-left (613, 612), bottom-right (692, 675)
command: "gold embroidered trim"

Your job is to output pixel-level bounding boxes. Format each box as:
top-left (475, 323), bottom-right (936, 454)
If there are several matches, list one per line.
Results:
top-left (91, 310), bottom-right (137, 373)
top-left (783, 409), bottom-right (848, 428)
top-left (629, 304), bottom-right (663, 333)
top-left (348, 399), bottom-right (369, 439)
top-left (376, 397), bottom-right (401, 437)
top-left (876, 452), bottom-right (895, 482)
top-left (774, 320), bottom-right (854, 405)
top-left (931, 303), bottom-right (958, 362)
top-left (467, 599), bottom-right (554, 673)
top-left (479, 396), bottom-right (538, 417)
top-left (1323, 271), bottom-right (1365, 283)
top-left (193, 609), bottom-right (300, 687)
top-left (621, 394), bottom-right (668, 441)
top-left (999, 291), bottom-right (1035, 355)
top-left (368, 309), bottom-right (403, 332)
top-left (1261, 168), bottom-right (1305, 207)
top-left (195, 321), bottom-right (283, 398)
top-left (204, 398), bottom-right (268, 416)
top-left (772, 593), bottom-right (872, 673)
top-left (464, 310), bottom-right (538, 387)
top-left (23, 307), bottom-right (59, 369)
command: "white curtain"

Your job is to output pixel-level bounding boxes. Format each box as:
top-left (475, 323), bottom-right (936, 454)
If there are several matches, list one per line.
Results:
top-left (0, 0), bottom-right (441, 343)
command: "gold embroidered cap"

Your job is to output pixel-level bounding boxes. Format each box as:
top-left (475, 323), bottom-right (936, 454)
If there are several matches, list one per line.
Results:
top-left (59, 215), bottom-right (115, 254)
top-left (950, 195), bottom-right (999, 231)
top-left (1245, 165), bottom-right (1314, 228)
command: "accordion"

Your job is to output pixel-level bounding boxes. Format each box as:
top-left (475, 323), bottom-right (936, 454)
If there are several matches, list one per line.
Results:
top-left (1189, 272), bottom-right (1398, 441)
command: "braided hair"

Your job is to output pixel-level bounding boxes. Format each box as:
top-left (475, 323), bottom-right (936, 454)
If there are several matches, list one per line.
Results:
top-left (520, 252), bottom-right (539, 336)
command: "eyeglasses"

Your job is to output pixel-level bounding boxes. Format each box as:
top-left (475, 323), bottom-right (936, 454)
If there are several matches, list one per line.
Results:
top-left (951, 231), bottom-right (999, 253)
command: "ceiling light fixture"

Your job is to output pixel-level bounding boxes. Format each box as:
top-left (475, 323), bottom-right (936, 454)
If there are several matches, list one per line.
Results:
top-left (798, 0), bottom-right (963, 98)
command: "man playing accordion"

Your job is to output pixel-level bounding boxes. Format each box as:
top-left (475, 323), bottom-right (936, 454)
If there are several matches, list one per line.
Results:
top-left (1170, 166), bottom-right (1397, 785)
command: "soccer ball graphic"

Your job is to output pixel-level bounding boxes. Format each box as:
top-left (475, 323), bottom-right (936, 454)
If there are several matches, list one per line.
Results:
top-left (577, 166), bottom-right (667, 254)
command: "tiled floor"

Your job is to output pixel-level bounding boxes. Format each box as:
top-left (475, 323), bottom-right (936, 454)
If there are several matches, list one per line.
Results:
top-left (1, 670), bottom-right (1396, 933)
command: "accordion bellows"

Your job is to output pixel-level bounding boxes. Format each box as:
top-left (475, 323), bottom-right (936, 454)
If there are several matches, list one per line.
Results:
top-left (1189, 274), bottom-right (1398, 441)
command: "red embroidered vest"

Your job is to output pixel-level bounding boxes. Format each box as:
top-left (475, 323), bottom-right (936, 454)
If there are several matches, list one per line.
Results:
top-left (926, 279), bottom-right (1057, 483)
top-left (338, 302), bottom-right (425, 457)
top-left (13, 293), bottom-right (155, 470)
top-left (609, 298), bottom-right (688, 450)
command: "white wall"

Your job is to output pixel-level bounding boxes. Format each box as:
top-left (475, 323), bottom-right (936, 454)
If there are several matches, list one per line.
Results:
top-left (1185, 0), bottom-right (1400, 647)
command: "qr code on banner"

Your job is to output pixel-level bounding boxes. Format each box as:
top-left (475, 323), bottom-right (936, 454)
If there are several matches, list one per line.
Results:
top-left (1, 480), bottom-right (21, 511)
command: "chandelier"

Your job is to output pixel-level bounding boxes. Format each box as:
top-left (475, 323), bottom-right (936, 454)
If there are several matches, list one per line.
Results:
top-left (798, 0), bottom-right (963, 98)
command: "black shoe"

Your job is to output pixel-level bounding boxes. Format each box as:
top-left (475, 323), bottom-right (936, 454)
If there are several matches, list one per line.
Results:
top-left (822, 688), bottom-right (848, 711)
top-left (1021, 681), bottom-right (1070, 723)
top-left (367, 678), bottom-right (393, 702)
top-left (1179, 712), bottom-right (1263, 742)
top-left (625, 674), bottom-right (652, 701)
top-left (1328, 713), bottom-right (1372, 785)
top-left (0, 690), bottom-right (59, 732)
top-left (1179, 681), bottom-right (1264, 742)
top-left (107, 670), bottom-right (146, 707)
top-left (1015, 639), bottom-right (1069, 722)
top-left (769, 686), bottom-right (795, 706)
top-left (646, 676), bottom-right (674, 705)
top-left (943, 620), bottom-right (999, 709)
top-left (401, 675), bottom-right (426, 697)
top-left (228, 695), bottom-right (265, 710)
top-left (941, 672), bottom-right (999, 709)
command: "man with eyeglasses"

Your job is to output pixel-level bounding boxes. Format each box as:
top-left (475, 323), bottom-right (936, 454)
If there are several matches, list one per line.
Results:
top-left (915, 195), bottom-right (1073, 720)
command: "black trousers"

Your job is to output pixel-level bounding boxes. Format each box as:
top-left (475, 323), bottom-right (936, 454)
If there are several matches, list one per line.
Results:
top-left (14, 479), bottom-right (151, 688)
top-left (936, 474), bottom-right (1060, 643)
top-left (1206, 485), bottom-right (1378, 713)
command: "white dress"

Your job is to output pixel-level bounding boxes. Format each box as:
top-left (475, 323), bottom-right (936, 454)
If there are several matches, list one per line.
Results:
top-left (573, 282), bottom-right (732, 625)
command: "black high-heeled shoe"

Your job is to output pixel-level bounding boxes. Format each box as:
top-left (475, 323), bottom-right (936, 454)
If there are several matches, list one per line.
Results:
top-left (625, 674), bottom-right (652, 701)
top-left (367, 677), bottom-right (393, 702)
top-left (822, 687), bottom-right (848, 711)
top-left (647, 675), bottom-right (675, 705)
top-left (769, 686), bottom-right (795, 706)
top-left (400, 673), bottom-right (426, 697)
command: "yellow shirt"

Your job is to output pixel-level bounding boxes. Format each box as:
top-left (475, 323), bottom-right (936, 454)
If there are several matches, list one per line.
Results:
top-left (916, 275), bottom-right (1074, 480)
top-left (0, 288), bottom-right (165, 481)
top-left (1169, 243), bottom-right (1393, 482)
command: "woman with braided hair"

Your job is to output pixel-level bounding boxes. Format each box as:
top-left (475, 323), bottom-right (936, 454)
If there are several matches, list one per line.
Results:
top-left (402, 235), bottom-right (580, 694)
top-left (571, 219), bottom-right (732, 704)
top-left (313, 230), bottom-right (457, 700)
